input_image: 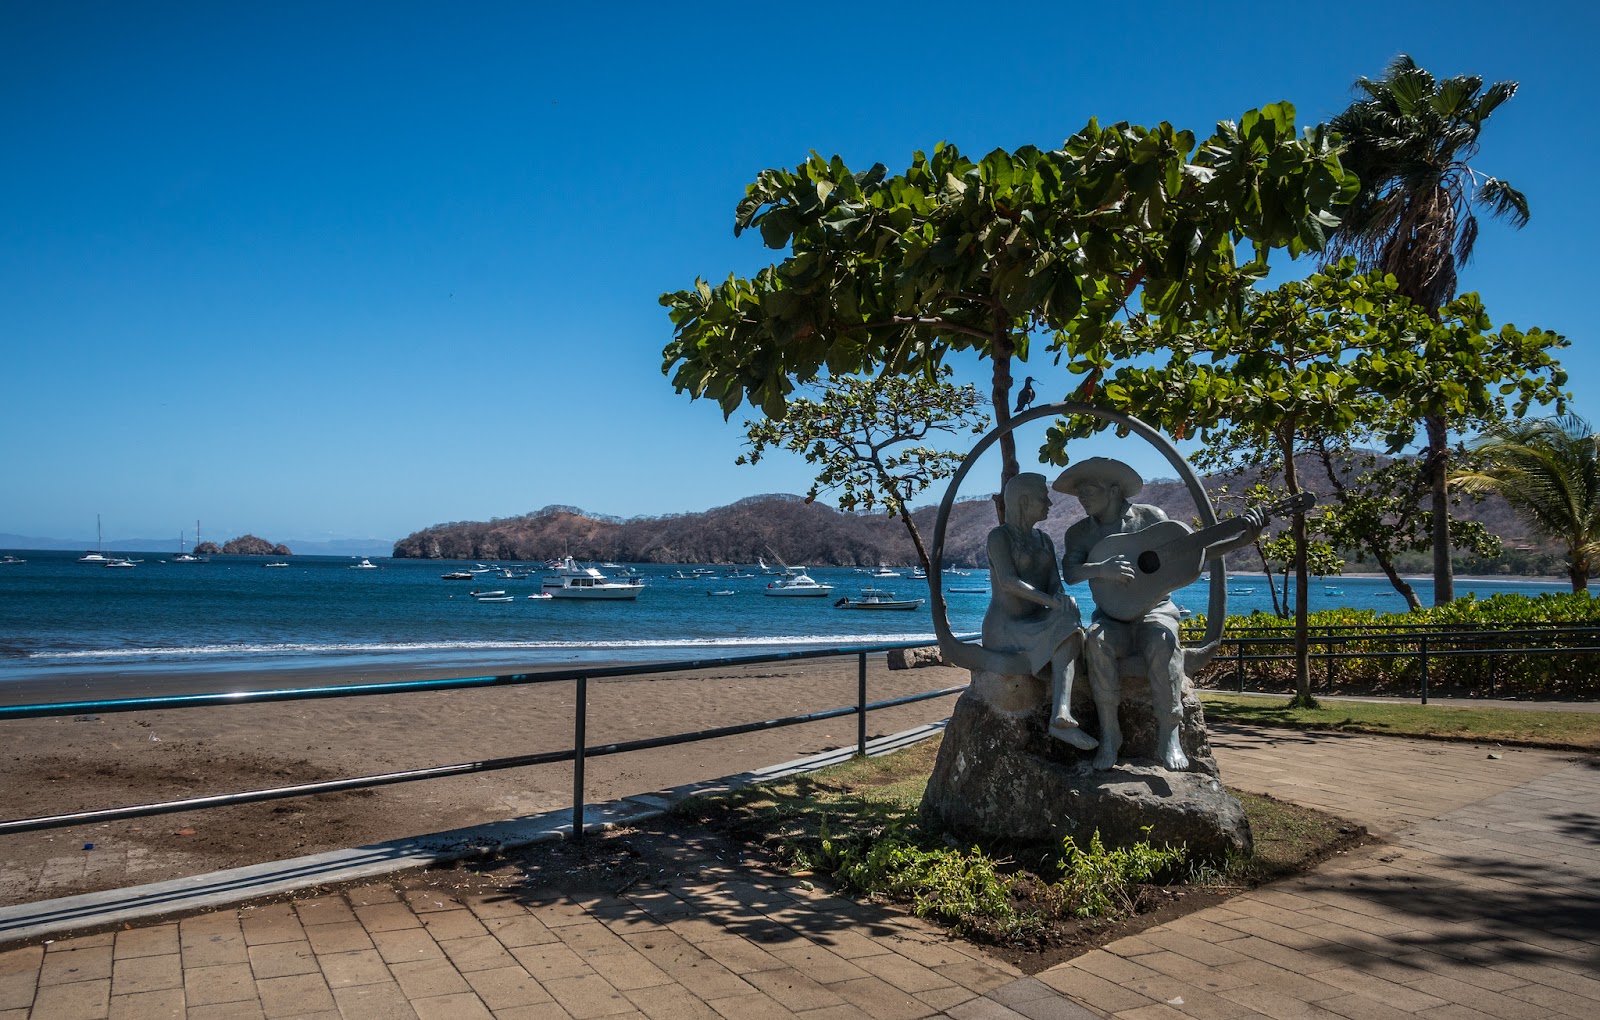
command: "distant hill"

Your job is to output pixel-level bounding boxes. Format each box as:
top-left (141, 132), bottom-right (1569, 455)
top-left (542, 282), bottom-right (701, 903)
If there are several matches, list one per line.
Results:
top-left (393, 456), bottom-right (1549, 573)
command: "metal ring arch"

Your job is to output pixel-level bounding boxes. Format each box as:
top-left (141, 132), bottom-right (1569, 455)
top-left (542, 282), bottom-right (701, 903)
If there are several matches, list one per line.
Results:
top-left (928, 401), bottom-right (1227, 671)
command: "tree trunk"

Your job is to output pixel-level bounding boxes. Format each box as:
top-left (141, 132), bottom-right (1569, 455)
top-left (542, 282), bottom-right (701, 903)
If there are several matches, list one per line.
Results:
top-left (1282, 431), bottom-right (1315, 708)
top-left (1425, 412), bottom-right (1454, 605)
top-left (988, 335), bottom-right (1018, 524)
top-left (1378, 558), bottom-right (1423, 611)
top-left (899, 515), bottom-right (933, 576)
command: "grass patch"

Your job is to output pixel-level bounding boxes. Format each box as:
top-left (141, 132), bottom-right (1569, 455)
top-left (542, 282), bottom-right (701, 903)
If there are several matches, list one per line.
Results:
top-left (671, 735), bottom-right (1362, 970)
top-left (1200, 693), bottom-right (1600, 751)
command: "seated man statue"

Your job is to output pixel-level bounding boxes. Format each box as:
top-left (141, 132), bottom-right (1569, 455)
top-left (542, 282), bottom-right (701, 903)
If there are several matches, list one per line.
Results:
top-left (982, 472), bottom-right (1096, 750)
top-left (1055, 458), bottom-right (1262, 771)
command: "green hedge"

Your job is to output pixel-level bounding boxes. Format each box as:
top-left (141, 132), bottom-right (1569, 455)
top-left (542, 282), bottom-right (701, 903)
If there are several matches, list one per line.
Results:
top-left (1186, 592), bottom-right (1600, 700)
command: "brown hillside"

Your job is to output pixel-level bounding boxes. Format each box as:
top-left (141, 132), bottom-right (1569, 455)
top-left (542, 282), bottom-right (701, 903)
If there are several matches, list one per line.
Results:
top-left (393, 455), bottom-right (1544, 570)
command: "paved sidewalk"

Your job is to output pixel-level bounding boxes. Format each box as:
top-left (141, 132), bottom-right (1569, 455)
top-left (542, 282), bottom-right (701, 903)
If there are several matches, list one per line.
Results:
top-left (1, 726), bottom-right (1595, 1019)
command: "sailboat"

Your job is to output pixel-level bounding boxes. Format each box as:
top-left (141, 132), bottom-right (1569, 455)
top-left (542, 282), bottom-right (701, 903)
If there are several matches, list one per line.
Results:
top-left (77, 515), bottom-right (112, 563)
top-left (173, 528), bottom-right (201, 563)
top-left (174, 520), bottom-right (209, 562)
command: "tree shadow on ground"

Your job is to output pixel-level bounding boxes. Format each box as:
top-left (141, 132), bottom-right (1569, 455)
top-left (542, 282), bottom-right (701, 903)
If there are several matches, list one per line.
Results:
top-left (459, 815), bottom-right (927, 953)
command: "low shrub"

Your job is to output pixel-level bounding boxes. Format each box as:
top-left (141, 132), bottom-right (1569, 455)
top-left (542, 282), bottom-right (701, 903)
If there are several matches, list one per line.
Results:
top-left (1188, 592), bottom-right (1600, 700)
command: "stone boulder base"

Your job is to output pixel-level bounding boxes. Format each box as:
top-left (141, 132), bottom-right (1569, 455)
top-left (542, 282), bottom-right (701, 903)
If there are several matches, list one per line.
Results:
top-left (919, 673), bottom-right (1251, 865)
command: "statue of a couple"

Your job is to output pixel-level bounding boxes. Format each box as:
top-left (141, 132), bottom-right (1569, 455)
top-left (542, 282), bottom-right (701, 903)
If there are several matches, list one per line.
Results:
top-left (983, 459), bottom-right (1263, 771)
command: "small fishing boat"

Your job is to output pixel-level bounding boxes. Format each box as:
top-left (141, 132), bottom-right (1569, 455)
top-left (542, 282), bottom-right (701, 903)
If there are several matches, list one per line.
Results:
top-left (103, 558), bottom-right (136, 569)
top-left (263, 562), bottom-right (290, 568)
top-left (0, 555), bottom-right (24, 565)
top-left (441, 571), bottom-right (474, 580)
top-left (869, 566), bottom-right (901, 579)
top-left (469, 589), bottom-right (507, 599)
top-left (1228, 586), bottom-right (1256, 595)
top-left (350, 557), bottom-right (378, 569)
top-left (834, 594), bottom-right (925, 610)
top-left (724, 570), bottom-right (753, 579)
top-left (707, 589), bottom-right (735, 597)
top-left (527, 592), bottom-right (553, 599)
top-left (475, 595), bottom-right (515, 603)
top-left (910, 567), bottom-right (928, 580)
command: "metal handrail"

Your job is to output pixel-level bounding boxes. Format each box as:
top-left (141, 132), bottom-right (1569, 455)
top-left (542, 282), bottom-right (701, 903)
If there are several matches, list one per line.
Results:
top-left (1, 636), bottom-right (977, 838)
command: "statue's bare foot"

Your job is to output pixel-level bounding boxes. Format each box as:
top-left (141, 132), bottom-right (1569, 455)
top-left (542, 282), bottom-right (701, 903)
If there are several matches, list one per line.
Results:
top-left (1049, 720), bottom-right (1098, 750)
top-left (1092, 739), bottom-right (1120, 770)
top-left (1158, 727), bottom-right (1189, 771)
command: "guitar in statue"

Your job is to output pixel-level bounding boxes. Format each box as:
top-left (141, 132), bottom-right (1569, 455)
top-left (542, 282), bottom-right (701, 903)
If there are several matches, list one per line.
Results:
top-left (1087, 492), bottom-right (1316, 622)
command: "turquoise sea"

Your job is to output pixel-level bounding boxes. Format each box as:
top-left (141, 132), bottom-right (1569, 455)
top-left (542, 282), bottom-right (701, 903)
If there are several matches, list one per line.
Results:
top-left (0, 550), bottom-right (1574, 686)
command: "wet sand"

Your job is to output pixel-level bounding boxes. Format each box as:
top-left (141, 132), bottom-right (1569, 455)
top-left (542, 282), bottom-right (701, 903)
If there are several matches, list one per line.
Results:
top-left (0, 654), bottom-right (967, 907)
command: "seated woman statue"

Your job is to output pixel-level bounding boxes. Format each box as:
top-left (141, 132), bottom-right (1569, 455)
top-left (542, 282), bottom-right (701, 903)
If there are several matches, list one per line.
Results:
top-left (982, 472), bottom-right (1096, 750)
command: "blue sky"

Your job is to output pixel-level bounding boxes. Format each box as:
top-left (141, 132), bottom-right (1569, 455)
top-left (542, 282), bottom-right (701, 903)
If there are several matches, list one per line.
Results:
top-left (2, 1), bottom-right (1593, 545)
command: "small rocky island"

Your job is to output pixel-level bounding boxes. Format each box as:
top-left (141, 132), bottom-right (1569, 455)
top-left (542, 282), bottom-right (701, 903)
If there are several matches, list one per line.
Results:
top-left (194, 536), bottom-right (293, 556)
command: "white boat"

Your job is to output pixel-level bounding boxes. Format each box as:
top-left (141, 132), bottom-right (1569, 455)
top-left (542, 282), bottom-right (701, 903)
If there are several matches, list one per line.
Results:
top-left (763, 568), bottom-right (833, 597)
top-left (724, 570), bottom-right (753, 579)
top-left (707, 589), bottom-right (735, 597)
top-left (669, 570), bottom-right (695, 579)
top-left (475, 595), bottom-right (515, 603)
top-left (103, 558), bottom-right (136, 569)
top-left (541, 558), bottom-right (643, 600)
top-left (0, 555), bottom-right (24, 565)
top-left (756, 557), bottom-right (785, 575)
top-left (78, 514), bottom-right (112, 563)
top-left (869, 566), bottom-right (902, 579)
top-left (469, 589), bottom-right (507, 598)
top-left (948, 586), bottom-right (989, 594)
top-left (601, 562), bottom-right (623, 569)
top-left (263, 562), bottom-right (290, 568)
top-left (945, 568), bottom-right (972, 576)
top-left (910, 567), bottom-right (928, 580)
top-left (350, 557), bottom-right (378, 569)
top-left (834, 594), bottom-right (924, 611)
top-left (527, 592), bottom-right (553, 600)
top-left (173, 529), bottom-right (201, 563)
top-left (441, 571), bottom-right (473, 580)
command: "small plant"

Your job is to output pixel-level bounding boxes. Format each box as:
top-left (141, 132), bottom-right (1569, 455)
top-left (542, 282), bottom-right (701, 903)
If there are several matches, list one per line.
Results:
top-left (1048, 829), bottom-right (1187, 919)
top-left (805, 818), bottom-right (1029, 934)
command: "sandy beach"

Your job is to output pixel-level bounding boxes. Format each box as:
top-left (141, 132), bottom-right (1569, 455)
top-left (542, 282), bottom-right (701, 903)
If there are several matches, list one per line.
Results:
top-left (0, 654), bottom-right (967, 907)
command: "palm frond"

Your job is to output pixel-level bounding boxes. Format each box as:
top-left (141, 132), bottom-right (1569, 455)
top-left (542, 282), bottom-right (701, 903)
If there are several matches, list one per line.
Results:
top-left (1477, 177), bottom-right (1531, 229)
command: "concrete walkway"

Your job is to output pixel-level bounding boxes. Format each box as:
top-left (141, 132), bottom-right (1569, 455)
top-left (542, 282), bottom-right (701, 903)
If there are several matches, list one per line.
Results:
top-left (1, 725), bottom-right (1595, 1019)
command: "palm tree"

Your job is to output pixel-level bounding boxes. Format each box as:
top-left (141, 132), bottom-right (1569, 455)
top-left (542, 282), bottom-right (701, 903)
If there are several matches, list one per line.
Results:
top-left (1324, 55), bottom-right (1529, 605)
top-left (1453, 416), bottom-right (1600, 592)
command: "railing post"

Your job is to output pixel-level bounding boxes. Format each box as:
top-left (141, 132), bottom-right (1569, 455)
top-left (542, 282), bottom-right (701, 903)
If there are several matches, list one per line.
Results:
top-left (857, 652), bottom-right (868, 757)
top-left (573, 675), bottom-right (587, 840)
top-left (1419, 636), bottom-right (1429, 705)
top-left (1236, 638), bottom-right (1245, 694)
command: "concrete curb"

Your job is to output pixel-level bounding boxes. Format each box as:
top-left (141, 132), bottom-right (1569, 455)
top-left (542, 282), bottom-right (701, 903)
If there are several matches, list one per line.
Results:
top-left (0, 720), bottom-right (947, 944)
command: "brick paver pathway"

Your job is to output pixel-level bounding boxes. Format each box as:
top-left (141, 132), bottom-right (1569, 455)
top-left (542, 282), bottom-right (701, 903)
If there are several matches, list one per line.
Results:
top-left (1034, 727), bottom-right (1599, 1019)
top-left (1, 726), bottom-right (1594, 1019)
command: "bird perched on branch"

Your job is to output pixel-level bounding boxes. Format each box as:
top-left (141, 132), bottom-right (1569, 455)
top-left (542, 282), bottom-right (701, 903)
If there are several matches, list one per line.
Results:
top-left (1015, 376), bottom-right (1036, 412)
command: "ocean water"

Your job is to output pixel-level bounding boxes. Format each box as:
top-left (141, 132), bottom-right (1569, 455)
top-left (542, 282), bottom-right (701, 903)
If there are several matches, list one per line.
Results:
top-left (0, 550), bottom-right (1573, 685)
